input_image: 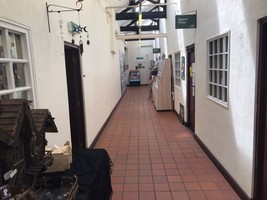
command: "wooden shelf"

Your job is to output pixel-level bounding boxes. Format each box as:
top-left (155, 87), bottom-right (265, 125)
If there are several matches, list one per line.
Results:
top-left (152, 58), bottom-right (172, 111)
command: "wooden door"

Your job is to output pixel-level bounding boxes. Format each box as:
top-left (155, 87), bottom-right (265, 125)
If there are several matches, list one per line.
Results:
top-left (187, 45), bottom-right (195, 132)
top-left (64, 42), bottom-right (86, 149)
top-left (255, 17), bottom-right (267, 200)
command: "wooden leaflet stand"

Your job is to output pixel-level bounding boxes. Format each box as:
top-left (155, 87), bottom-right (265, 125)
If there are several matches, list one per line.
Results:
top-left (152, 58), bottom-right (172, 111)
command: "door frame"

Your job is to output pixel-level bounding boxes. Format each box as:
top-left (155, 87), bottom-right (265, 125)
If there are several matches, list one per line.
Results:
top-left (168, 54), bottom-right (174, 111)
top-left (186, 44), bottom-right (195, 132)
top-left (254, 16), bottom-right (267, 200)
top-left (64, 42), bottom-right (86, 149)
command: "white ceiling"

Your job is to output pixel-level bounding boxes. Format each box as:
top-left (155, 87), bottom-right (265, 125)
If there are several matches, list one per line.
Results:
top-left (104, 0), bottom-right (129, 7)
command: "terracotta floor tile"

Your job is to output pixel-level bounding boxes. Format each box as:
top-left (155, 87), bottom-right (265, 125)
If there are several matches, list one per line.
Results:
top-left (94, 86), bottom-right (240, 200)
top-left (171, 191), bottom-right (190, 200)
top-left (200, 182), bottom-right (218, 190)
top-left (169, 182), bottom-right (186, 191)
top-left (124, 176), bottom-right (138, 184)
top-left (204, 191), bottom-right (224, 199)
top-left (113, 183), bottom-right (124, 192)
top-left (139, 191), bottom-right (156, 200)
top-left (122, 191), bottom-right (138, 200)
top-left (139, 183), bottom-right (154, 191)
top-left (112, 176), bottom-right (125, 184)
top-left (184, 182), bottom-right (202, 190)
top-left (111, 192), bottom-right (123, 200)
top-left (153, 169), bottom-right (166, 176)
top-left (167, 175), bottom-right (182, 183)
top-left (153, 175), bottom-right (168, 183)
top-left (182, 175), bottom-right (197, 183)
top-left (154, 183), bottom-right (170, 191)
top-left (124, 183), bottom-right (139, 191)
top-left (139, 176), bottom-right (153, 183)
top-left (139, 169), bottom-right (153, 176)
top-left (156, 191), bottom-right (173, 200)
top-left (126, 169), bottom-right (139, 176)
top-left (187, 190), bottom-right (207, 200)
top-left (165, 169), bottom-right (180, 176)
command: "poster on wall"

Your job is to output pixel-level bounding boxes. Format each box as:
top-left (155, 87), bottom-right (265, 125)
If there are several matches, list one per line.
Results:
top-left (119, 51), bottom-right (127, 95)
top-left (181, 56), bottom-right (185, 80)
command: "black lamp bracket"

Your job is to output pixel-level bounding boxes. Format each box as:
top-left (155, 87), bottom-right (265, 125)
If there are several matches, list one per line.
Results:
top-left (46, 2), bottom-right (83, 33)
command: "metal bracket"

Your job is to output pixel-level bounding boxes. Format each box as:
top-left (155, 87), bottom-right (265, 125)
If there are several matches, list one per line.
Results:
top-left (46, 2), bottom-right (83, 33)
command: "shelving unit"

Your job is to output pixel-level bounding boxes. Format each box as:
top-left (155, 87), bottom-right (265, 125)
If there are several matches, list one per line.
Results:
top-left (129, 70), bottom-right (140, 86)
top-left (152, 58), bottom-right (172, 111)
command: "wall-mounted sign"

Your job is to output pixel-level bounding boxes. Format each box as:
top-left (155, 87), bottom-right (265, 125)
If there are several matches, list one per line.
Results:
top-left (175, 15), bottom-right (197, 29)
top-left (181, 56), bottom-right (185, 80)
top-left (136, 57), bottom-right (144, 60)
top-left (153, 48), bottom-right (161, 54)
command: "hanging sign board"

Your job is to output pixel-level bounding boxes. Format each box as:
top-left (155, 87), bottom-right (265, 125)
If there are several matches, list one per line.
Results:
top-left (68, 21), bottom-right (88, 34)
top-left (175, 15), bottom-right (197, 29)
top-left (153, 48), bottom-right (161, 54)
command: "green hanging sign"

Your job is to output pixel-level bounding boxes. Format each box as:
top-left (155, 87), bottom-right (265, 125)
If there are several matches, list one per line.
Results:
top-left (175, 15), bottom-right (197, 29)
top-left (153, 48), bottom-right (161, 54)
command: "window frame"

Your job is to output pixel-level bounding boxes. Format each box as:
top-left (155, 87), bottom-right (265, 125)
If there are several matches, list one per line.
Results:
top-left (174, 51), bottom-right (181, 88)
top-left (0, 18), bottom-right (37, 107)
top-left (207, 31), bottom-right (230, 107)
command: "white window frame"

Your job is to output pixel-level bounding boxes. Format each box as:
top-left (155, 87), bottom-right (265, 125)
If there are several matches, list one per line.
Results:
top-left (0, 18), bottom-right (37, 107)
top-left (174, 51), bottom-right (181, 88)
top-left (207, 31), bottom-right (230, 107)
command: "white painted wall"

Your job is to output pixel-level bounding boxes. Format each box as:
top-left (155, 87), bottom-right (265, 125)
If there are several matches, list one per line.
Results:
top-left (166, 0), bottom-right (267, 197)
top-left (0, 0), bottom-right (123, 147)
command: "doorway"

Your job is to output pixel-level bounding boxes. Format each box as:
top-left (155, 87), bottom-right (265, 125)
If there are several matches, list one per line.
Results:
top-left (186, 45), bottom-right (195, 132)
top-left (254, 17), bottom-right (267, 200)
top-left (64, 42), bottom-right (86, 149)
top-left (136, 45), bottom-right (153, 85)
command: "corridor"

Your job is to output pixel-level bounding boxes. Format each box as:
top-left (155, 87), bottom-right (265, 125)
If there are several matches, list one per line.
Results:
top-left (94, 86), bottom-right (240, 200)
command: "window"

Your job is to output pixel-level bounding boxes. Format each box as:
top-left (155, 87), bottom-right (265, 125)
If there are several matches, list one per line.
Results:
top-left (208, 32), bottom-right (230, 105)
top-left (174, 52), bottom-right (181, 87)
top-left (0, 19), bottom-right (35, 105)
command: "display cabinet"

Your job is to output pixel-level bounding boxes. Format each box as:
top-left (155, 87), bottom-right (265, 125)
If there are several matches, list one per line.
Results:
top-left (152, 58), bottom-right (172, 111)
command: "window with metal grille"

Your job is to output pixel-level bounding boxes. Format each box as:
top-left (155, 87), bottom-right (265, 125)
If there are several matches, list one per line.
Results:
top-left (208, 32), bottom-right (230, 106)
top-left (174, 52), bottom-right (181, 87)
top-left (0, 19), bottom-right (35, 105)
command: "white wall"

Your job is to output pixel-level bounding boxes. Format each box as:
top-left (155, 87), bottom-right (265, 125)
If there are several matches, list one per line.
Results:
top-left (0, 0), bottom-right (123, 147)
top-left (166, 0), bottom-right (267, 197)
top-left (165, 0), bottom-right (194, 121)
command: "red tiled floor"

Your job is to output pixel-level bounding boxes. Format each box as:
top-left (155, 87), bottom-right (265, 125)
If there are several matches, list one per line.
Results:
top-left (94, 86), bottom-right (240, 200)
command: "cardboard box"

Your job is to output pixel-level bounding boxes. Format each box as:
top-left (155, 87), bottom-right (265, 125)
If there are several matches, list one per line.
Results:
top-left (45, 144), bottom-right (72, 173)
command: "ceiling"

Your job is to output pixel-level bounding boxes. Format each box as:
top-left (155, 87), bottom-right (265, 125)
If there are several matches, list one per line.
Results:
top-left (105, 0), bottom-right (167, 40)
top-left (105, 0), bottom-right (129, 7)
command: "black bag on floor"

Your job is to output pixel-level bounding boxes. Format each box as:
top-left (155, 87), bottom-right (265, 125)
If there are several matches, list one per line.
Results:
top-left (70, 148), bottom-right (113, 200)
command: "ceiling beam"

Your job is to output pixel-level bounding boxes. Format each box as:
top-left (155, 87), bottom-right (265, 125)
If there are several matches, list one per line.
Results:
top-left (120, 24), bottom-right (159, 32)
top-left (106, 2), bottom-right (174, 10)
top-left (116, 33), bottom-right (167, 40)
top-left (116, 10), bottom-right (166, 20)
